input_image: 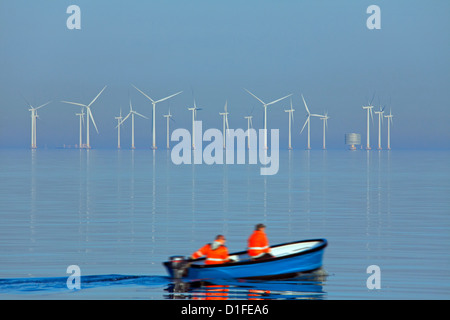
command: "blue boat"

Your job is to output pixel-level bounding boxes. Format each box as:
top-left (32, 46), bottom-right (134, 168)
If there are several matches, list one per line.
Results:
top-left (163, 238), bottom-right (327, 281)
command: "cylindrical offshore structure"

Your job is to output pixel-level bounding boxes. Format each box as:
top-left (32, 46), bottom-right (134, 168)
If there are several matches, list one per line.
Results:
top-left (345, 133), bottom-right (361, 150)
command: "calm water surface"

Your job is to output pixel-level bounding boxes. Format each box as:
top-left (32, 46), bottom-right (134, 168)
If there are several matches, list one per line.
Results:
top-left (0, 149), bottom-right (448, 299)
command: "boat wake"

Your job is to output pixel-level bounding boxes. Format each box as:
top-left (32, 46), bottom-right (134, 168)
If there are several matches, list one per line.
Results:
top-left (0, 274), bottom-right (170, 294)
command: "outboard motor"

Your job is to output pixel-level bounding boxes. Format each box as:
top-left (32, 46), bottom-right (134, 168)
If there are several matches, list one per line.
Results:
top-left (169, 255), bottom-right (190, 279)
top-left (168, 256), bottom-right (190, 293)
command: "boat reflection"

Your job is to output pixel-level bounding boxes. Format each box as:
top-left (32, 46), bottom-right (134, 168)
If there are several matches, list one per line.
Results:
top-left (164, 268), bottom-right (327, 300)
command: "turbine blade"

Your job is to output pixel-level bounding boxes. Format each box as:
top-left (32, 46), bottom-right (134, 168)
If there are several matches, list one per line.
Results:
top-left (300, 117), bottom-right (309, 134)
top-left (225, 116), bottom-right (229, 130)
top-left (267, 93), bottom-right (292, 106)
top-left (155, 91), bottom-right (183, 104)
top-left (134, 111), bottom-right (148, 119)
top-left (81, 111), bottom-right (85, 125)
top-left (61, 101), bottom-right (87, 108)
top-left (244, 88), bottom-right (265, 105)
top-left (118, 113), bottom-right (131, 126)
top-left (89, 109), bottom-right (99, 134)
top-left (87, 86), bottom-right (107, 107)
top-left (21, 95), bottom-right (32, 108)
top-left (301, 94), bottom-right (310, 114)
top-left (370, 91), bottom-right (376, 105)
top-left (132, 84), bottom-right (155, 103)
top-left (36, 101), bottom-right (52, 110)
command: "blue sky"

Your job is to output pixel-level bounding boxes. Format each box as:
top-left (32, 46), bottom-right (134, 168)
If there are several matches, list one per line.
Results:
top-left (0, 0), bottom-right (449, 149)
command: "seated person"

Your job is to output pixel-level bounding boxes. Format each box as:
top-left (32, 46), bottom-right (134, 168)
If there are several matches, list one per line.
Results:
top-left (191, 235), bottom-right (230, 265)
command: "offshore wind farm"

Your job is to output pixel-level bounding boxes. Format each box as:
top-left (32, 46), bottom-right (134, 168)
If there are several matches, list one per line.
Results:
top-left (18, 86), bottom-right (400, 152)
top-left (0, 1), bottom-right (448, 302)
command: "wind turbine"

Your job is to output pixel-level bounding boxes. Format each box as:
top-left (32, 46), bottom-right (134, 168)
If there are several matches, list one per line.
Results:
top-left (219, 101), bottom-right (230, 149)
top-left (117, 99), bottom-right (148, 149)
top-left (75, 109), bottom-right (85, 148)
top-left (244, 115), bottom-right (254, 150)
top-left (320, 112), bottom-right (330, 150)
top-left (61, 86), bottom-right (107, 149)
top-left (25, 99), bottom-right (51, 149)
top-left (299, 94), bottom-right (323, 149)
top-left (384, 109), bottom-right (394, 150)
top-left (284, 98), bottom-right (295, 149)
top-left (362, 97), bottom-right (375, 150)
top-left (244, 89), bottom-right (292, 149)
top-left (374, 106), bottom-right (385, 150)
top-left (115, 109), bottom-right (123, 149)
top-left (187, 100), bottom-right (202, 149)
top-left (163, 109), bottom-right (175, 149)
top-left (132, 85), bottom-right (182, 150)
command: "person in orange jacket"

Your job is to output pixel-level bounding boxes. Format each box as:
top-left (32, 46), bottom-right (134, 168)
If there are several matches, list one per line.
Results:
top-left (190, 235), bottom-right (230, 265)
top-left (247, 223), bottom-right (274, 260)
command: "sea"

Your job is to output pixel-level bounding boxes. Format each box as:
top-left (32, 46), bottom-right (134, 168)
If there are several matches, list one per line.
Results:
top-left (0, 148), bottom-right (448, 300)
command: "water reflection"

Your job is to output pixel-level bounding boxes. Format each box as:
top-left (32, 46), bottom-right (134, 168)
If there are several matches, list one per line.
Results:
top-left (366, 150), bottom-right (371, 240)
top-left (165, 269), bottom-right (328, 300)
top-left (287, 150), bottom-right (293, 235)
top-left (30, 150), bottom-right (37, 247)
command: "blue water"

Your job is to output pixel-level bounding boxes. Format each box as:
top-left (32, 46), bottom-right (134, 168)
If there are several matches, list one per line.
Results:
top-left (0, 149), bottom-right (449, 299)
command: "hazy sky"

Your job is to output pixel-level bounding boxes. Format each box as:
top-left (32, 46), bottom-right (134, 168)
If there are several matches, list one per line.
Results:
top-left (0, 0), bottom-right (449, 149)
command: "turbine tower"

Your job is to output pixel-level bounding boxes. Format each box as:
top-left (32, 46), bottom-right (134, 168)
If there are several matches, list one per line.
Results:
top-left (374, 106), bottom-right (385, 150)
top-left (115, 109), bottom-right (123, 149)
top-left (61, 86), bottom-right (107, 149)
top-left (362, 102), bottom-right (374, 150)
top-left (300, 94), bottom-right (323, 149)
top-left (75, 109), bottom-right (85, 148)
top-left (219, 101), bottom-right (230, 149)
top-left (320, 112), bottom-right (330, 150)
top-left (384, 109), bottom-right (393, 150)
top-left (26, 100), bottom-right (51, 149)
top-left (244, 115), bottom-right (253, 150)
top-left (163, 109), bottom-right (175, 149)
top-left (188, 100), bottom-right (202, 149)
top-left (132, 85), bottom-right (182, 150)
top-left (244, 89), bottom-right (292, 149)
top-left (284, 99), bottom-right (295, 150)
top-left (117, 99), bottom-right (148, 149)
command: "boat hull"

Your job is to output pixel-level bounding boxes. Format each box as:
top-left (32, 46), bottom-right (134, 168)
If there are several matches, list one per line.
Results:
top-left (163, 238), bottom-right (327, 281)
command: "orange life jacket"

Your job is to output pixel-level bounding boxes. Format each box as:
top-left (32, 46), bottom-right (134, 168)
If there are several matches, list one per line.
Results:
top-left (192, 242), bottom-right (229, 265)
top-left (247, 230), bottom-right (271, 258)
